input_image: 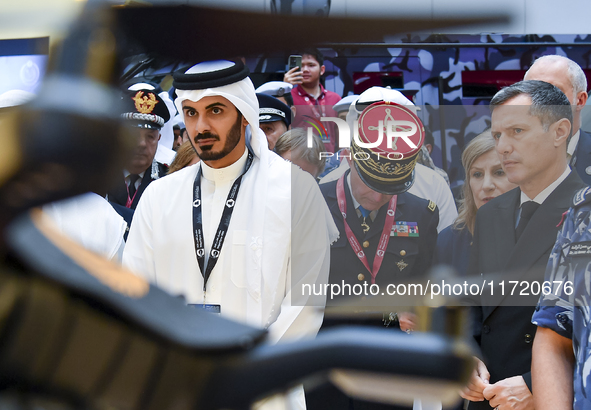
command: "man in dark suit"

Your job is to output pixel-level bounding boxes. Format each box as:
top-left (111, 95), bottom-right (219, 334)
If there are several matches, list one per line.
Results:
top-left (462, 80), bottom-right (586, 409)
top-left (524, 55), bottom-right (591, 185)
top-left (107, 88), bottom-right (170, 211)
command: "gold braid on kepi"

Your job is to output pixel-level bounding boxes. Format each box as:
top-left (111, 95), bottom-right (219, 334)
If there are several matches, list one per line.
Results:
top-left (351, 101), bottom-right (424, 195)
top-left (351, 142), bottom-right (419, 182)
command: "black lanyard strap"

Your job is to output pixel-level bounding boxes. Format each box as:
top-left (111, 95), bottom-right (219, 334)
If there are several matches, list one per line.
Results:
top-left (192, 150), bottom-right (254, 291)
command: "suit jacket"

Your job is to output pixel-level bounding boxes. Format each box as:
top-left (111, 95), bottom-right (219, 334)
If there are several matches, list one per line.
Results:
top-left (433, 225), bottom-right (472, 277)
top-left (467, 170), bottom-right (585, 409)
top-left (573, 129), bottom-right (591, 186)
top-left (107, 162), bottom-right (168, 210)
top-left (321, 173), bottom-right (439, 298)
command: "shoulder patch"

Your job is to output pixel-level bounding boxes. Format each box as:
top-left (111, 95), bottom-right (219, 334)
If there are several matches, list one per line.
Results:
top-left (573, 186), bottom-right (591, 207)
top-left (427, 200), bottom-right (436, 212)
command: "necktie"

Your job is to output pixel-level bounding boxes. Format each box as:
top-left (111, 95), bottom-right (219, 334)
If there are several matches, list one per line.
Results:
top-left (515, 201), bottom-right (540, 241)
top-left (359, 205), bottom-right (371, 233)
top-left (128, 174), bottom-right (140, 200)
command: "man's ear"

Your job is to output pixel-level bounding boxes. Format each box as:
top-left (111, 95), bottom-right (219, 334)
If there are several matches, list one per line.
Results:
top-left (575, 91), bottom-right (588, 112)
top-left (158, 132), bottom-right (162, 142)
top-left (320, 65), bottom-right (326, 77)
top-left (242, 116), bottom-right (249, 128)
top-left (553, 118), bottom-right (571, 147)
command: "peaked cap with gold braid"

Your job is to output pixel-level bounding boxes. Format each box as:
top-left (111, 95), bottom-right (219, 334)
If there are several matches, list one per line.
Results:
top-left (120, 88), bottom-right (171, 130)
top-left (352, 96), bottom-right (425, 195)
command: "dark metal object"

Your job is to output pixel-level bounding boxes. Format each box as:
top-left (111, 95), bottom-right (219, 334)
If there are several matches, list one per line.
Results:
top-left (0, 212), bottom-right (474, 410)
top-left (113, 6), bottom-right (509, 62)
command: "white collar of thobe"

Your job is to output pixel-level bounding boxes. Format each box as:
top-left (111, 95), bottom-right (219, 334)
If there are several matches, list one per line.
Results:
top-left (200, 147), bottom-right (248, 183)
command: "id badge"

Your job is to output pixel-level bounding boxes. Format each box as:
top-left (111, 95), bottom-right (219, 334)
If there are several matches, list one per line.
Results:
top-left (189, 304), bottom-right (221, 314)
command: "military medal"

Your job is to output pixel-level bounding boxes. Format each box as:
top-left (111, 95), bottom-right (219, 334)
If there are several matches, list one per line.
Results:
top-left (391, 222), bottom-right (419, 237)
top-left (361, 217), bottom-right (370, 233)
top-left (358, 205), bottom-right (372, 233)
top-left (396, 260), bottom-right (408, 271)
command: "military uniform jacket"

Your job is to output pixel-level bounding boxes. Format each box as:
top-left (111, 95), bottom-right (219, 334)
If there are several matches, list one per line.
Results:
top-left (320, 173), bottom-right (439, 295)
top-left (573, 130), bottom-right (591, 185)
top-left (533, 186), bottom-right (591, 410)
top-left (467, 170), bottom-right (585, 409)
top-left (107, 161), bottom-right (168, 210)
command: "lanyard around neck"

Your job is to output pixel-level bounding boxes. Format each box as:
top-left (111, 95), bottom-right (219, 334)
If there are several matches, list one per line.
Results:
top-left (336, 173), bottom-right (397, 284)
top-left (192, 150), bottom-right (254, 291)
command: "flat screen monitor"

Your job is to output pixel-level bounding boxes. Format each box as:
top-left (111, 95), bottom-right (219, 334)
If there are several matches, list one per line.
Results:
top-left (0, 37), bottom-right (49, 97)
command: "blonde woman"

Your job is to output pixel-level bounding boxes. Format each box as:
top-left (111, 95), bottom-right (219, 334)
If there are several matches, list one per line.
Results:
top-left (433, 130), bottom-right (517, 276)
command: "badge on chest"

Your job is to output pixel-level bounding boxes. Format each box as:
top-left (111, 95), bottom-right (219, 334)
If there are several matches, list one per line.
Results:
top-left (189, 304), bottom-right (221, 314)
top-left (568, 241), bottom-right (591, 257)
top-left (391, 222), bottom-right (419, 237)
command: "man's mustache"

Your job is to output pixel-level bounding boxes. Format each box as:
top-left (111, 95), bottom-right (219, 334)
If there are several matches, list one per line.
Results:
top-left (194, 132), bottom-right (220, 142)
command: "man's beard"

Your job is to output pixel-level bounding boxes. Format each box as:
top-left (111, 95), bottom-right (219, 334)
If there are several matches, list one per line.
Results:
top-left (193, 114), bottom-right (242, 161)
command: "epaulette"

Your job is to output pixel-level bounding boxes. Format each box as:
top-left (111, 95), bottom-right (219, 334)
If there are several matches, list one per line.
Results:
top-left (427, 200), bottom-right (436, 212)
top-left (573, 186), bottom-right (591, 208)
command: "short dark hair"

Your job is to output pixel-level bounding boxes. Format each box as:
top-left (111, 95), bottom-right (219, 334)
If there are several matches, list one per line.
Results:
top-left (301, 48), bottom-right (324, 66)
top-left (490, 80), bottom-right (573, 131)
top-left (282, 92), bottom-right (294, 107)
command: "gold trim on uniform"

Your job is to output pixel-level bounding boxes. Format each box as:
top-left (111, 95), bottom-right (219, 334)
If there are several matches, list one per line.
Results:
top-left (427, 200), bottom-right (436, 212)
top-left (352, 143), bottom-right (419, 182)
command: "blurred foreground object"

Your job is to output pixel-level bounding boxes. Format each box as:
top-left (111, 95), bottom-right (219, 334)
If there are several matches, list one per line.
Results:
top-left (0, 209), bottom-right (475, 409)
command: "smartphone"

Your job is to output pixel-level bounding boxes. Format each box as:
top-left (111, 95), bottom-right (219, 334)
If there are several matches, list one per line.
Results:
top-left (288, 55), bottom-right (302, 71)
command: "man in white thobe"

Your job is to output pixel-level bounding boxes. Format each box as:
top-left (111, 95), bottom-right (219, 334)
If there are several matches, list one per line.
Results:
top-left (123, 61), bottom-right (336, 409)
top-left (124, 59), bottom-right (336, 338)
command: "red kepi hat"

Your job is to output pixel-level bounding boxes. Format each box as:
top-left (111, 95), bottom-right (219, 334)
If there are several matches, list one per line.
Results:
top-left (351, 101), bottom-right (424, 195)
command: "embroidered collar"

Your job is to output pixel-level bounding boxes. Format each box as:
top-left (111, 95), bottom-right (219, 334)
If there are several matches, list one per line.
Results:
top-left (201, 147), bottom-right (248, 184)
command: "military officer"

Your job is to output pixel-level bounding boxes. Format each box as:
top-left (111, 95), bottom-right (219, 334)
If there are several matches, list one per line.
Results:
top-left (106, 88), bottom-right (170, 211)
top-left (531, 186), bottom-right (591, 410)
top-left (311, 99), bottom-right (439, 410)
top-left (256, 93), bottom-right (291, 150)
top-left (320, 98), bottom-right (439, 301)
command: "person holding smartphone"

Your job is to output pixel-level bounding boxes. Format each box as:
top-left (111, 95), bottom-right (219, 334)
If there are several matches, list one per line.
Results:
top-left (283, 49), bottom-right (341, 153)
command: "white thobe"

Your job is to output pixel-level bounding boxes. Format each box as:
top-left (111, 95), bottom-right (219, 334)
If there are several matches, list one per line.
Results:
top-left (123, 147), bottom-right (334, 344)
top-left (42, 192), bottom-right (127, 261)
